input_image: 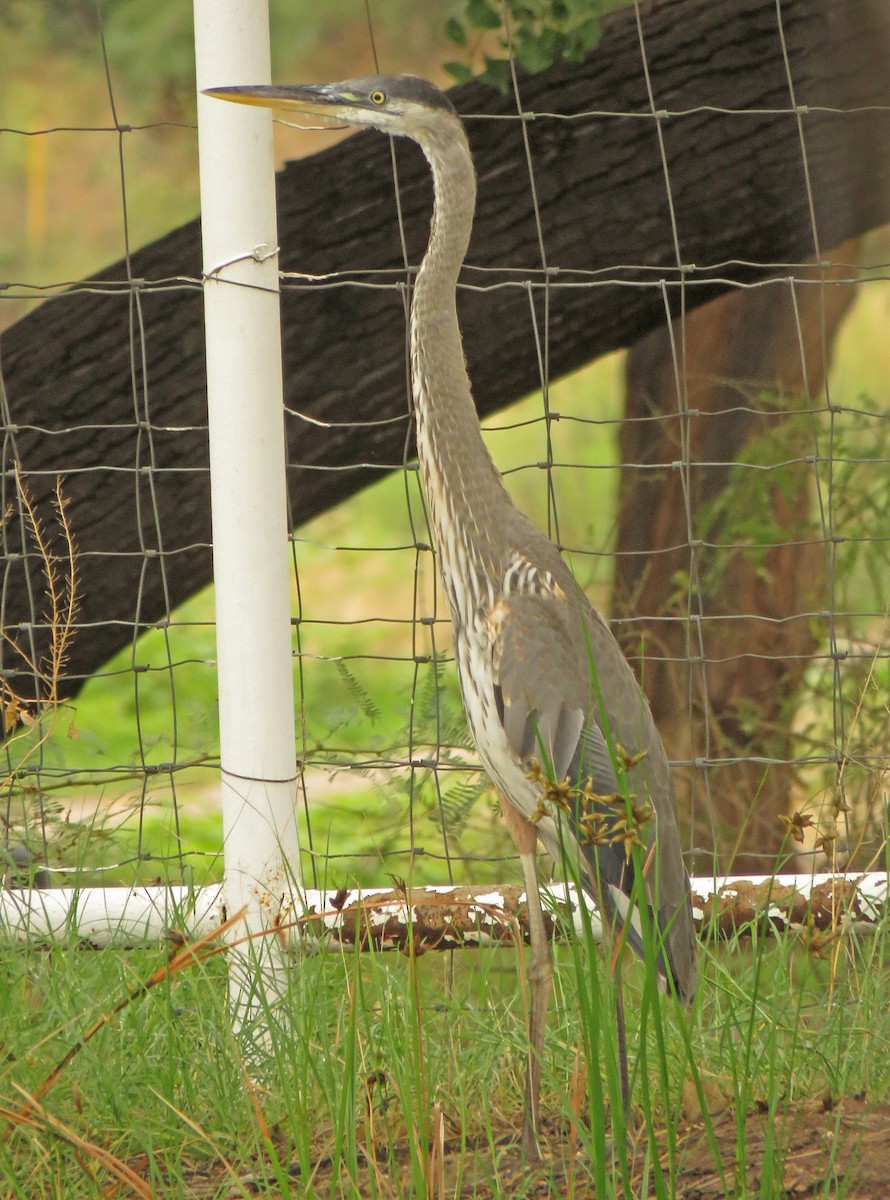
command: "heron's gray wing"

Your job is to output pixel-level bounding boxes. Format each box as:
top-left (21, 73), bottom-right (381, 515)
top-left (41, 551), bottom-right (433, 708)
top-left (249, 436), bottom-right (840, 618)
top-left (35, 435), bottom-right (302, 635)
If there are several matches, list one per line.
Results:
top-left (490, 588), bottom-right (686, 989)
top-left (491, 596), bottom-right (637, 881)
top-left (491, 592), bottom-right (593, 780)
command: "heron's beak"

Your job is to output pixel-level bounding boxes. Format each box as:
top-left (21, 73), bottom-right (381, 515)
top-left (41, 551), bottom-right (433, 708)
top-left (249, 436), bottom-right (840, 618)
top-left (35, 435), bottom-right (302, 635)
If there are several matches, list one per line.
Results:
top-left (203, 84), bottom-right (361, 119)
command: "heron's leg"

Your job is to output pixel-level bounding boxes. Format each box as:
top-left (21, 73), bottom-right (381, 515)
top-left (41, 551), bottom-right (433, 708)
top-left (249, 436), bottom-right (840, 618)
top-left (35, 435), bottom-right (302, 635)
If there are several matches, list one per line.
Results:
top-left (519, 847), bottom-right (554, 1160)
top-left (500, 796), bottom-right (553, 1162)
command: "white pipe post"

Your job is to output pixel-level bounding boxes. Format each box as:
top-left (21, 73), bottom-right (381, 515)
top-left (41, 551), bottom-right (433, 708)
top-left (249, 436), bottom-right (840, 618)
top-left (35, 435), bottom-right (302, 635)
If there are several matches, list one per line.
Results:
top-left (193, 0), bottom-right (300, 1031)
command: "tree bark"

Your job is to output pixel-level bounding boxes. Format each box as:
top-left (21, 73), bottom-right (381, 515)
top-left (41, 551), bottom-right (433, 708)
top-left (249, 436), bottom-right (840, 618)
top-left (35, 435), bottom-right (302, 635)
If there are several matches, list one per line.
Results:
top-left (615, 244), bottom-right (861, 873)
top-left (2, 0), bottom-right (889, 710)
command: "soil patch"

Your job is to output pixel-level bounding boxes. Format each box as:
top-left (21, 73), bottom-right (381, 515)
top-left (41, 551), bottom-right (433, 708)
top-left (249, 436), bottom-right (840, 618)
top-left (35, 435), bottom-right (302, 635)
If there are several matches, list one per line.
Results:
top-left (152, 1094), bottom-right (889, 1197)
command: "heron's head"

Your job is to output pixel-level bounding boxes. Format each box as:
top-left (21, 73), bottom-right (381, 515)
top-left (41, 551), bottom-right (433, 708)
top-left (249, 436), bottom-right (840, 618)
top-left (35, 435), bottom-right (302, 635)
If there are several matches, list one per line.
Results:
top-left (204, 74), bottom-right (459, 142)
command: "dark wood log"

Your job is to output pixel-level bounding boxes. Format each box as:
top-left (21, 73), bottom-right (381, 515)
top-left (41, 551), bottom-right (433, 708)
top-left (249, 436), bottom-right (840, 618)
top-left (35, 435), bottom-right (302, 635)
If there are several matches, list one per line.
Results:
top-left (2, 0), bottom-right (889, 708)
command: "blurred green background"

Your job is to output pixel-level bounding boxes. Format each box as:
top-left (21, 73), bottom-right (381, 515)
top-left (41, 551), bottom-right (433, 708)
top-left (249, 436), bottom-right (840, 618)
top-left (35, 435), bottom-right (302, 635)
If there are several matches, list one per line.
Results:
top-left (1, 1), bottom-right (887, 892)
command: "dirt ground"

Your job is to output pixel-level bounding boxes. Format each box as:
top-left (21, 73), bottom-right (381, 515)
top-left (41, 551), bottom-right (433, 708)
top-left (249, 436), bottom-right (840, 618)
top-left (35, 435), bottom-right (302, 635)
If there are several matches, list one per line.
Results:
top-left (166, 1094), bottom-right (887, 1198)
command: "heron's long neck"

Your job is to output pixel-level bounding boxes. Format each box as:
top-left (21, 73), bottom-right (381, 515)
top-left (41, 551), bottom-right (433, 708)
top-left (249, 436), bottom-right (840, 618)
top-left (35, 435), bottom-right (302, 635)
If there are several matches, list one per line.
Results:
top-left (411, 127), bottom-right (512, 617)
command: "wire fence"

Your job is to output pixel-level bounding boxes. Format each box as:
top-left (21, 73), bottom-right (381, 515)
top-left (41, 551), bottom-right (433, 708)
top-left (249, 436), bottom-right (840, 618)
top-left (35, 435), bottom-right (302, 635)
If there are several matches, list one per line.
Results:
top-left (1, 2), bottom-right (888, 910)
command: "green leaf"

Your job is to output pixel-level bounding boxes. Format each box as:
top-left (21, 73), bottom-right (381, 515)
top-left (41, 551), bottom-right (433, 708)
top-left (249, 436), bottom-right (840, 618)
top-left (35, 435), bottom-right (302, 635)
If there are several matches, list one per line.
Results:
top-left (531, 24), bottom-right (568, 66)
top-left (465, 0), bottom-right (502, 30)
top-left (481, 54), bottom-right (513, 92)
top-left (444, 61), bottom-right (476, 84)
top-left (444, 16), bottom-right (467, 46)
top-left (566, 13), bottom-right (601, 58)
top-left (513, 0), bottom-right (547, 17)
top-left (516, 32), bottom-right (552, 74)
top-left (334, 661), bottom-right (381, 723)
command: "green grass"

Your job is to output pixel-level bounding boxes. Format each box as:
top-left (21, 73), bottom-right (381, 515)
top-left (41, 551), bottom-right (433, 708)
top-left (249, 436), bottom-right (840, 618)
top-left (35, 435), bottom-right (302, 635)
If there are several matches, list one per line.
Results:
top-left (0, 905), bottom-right (887, 1197)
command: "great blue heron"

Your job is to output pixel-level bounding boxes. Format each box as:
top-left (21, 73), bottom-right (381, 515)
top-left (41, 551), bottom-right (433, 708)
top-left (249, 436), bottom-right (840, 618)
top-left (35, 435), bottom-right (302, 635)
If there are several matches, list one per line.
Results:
top-left (206, 74), bottom-right (697, 1160)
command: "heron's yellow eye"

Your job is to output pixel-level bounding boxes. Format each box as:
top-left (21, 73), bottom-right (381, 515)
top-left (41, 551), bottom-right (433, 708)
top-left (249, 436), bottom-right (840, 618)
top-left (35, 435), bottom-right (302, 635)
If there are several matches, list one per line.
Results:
top-left (370, 89), bottom-right (386, 106)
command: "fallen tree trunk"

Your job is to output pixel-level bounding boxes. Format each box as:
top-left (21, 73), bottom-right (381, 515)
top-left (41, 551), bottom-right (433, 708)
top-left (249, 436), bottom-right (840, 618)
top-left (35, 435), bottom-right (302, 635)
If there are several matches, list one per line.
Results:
top-left (2, 0), bottom-right (889, 706)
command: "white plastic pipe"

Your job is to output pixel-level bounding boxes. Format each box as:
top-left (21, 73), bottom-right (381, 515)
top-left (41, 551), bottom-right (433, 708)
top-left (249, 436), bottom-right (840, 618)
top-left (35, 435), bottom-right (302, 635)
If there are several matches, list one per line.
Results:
top-left (1, 875), bottom-right (885, 948)
top-left (193, 0), bottom-right (300, 1025)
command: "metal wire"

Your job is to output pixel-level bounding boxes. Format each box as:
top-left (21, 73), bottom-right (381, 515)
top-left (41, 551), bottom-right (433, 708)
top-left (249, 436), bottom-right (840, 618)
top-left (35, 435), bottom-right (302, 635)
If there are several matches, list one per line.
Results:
top-left (0, 9), bottom-right (887, 893)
